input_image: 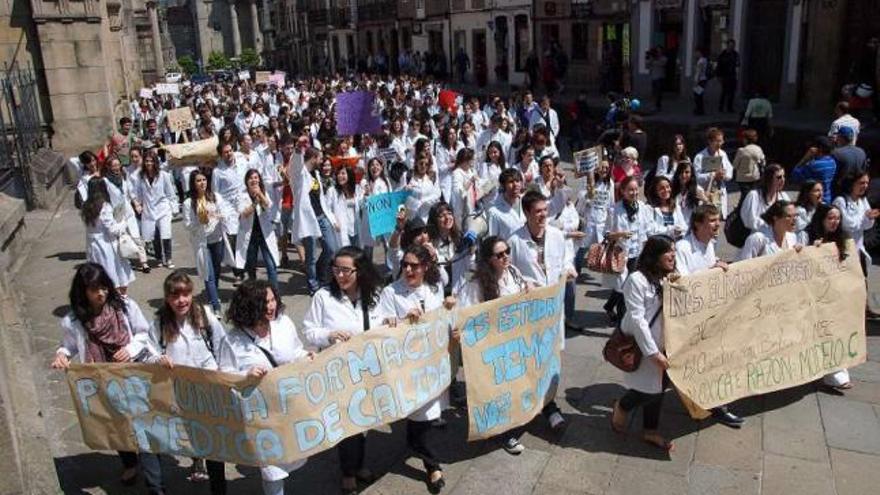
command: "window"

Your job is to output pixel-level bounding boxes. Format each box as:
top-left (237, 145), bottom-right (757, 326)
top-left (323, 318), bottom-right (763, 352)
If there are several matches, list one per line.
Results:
top-left (571, 22), bottom-right (589, 61)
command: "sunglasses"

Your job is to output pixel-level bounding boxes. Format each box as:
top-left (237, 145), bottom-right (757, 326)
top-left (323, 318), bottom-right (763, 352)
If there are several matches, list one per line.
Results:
top-left (492, 248), bottom-right (511, 259)
top-left (401, 261), bottom-right (423, 270)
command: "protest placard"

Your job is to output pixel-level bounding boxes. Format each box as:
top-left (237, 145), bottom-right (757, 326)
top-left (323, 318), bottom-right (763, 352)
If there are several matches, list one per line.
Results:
top-left (255, 71), bottom-right (272, 84)
top-left (573, 145), bottom-right (602, 174)
top-left (336, 91), bottom-right (382, 136)
top-left (155, 83), bottom-right (180, 95)
top-left (238, 70), bottom-right (251, 81)
top-left (166, 107), bottom-right (195, 133)
top-left (65, 311), bottom-right (452, 466)
top-left (664, 243), bottom-right (867, 410)
top-left (138, 88), bottom-right (153, 99)
top-left (164, 136), bottom-right (218, 166)
top-left (701, 155), bottom-right (723, 172)
top-left (268, 73), bottom-right (286, 87)
top-left (365, 190), bottom-right (412, 237)
top-left (457, 280), bottom-right (565, 440)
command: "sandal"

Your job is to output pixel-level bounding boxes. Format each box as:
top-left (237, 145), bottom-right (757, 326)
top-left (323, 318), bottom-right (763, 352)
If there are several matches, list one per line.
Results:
top-left (426, 470), bottom-right (445, 494)
top-left (642, 432), bottom-right (675, 452)
top-left (610, 400), bottom-right (626, 434)
top-left (833, 382), bottom-right (854, 391)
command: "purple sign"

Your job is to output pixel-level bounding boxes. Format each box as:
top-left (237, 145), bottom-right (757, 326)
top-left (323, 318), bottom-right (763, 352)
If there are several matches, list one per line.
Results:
top-left (336, 91), bottom-right (382, 136)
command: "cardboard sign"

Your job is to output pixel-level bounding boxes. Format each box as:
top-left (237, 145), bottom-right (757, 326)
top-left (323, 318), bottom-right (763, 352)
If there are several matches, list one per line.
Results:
top-left (65, 312), bottom-right (452, 466)
top-left (164, 136), bottom-right (219, 166)
top-left (139, 88), bottom-right (153, 99)
top-left (365, 190), bottom-right (412, 237)
top-left (155, 83), bottom-right (180, 95)
top-left (701, 155), bottom-right (723, 173)
top-left (335, 91), bottom-right (382, 136)
top-left (664, 243), bottom-right (867, 410)
top-left (457, 280), bottom-right (565, 440)
top-left (166, 107), bottom-right (195, 133)
top-left (268, 73), bottom-right (286, 87)
top-left (238, 70), bottom-right (251, 81)
top-left (255, 71), bottom-right (272, 84)
top-left (574, 145), bottom-right (602, 174)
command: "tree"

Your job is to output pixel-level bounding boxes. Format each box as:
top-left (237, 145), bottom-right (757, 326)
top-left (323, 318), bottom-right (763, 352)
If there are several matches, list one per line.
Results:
top-left (206, 51), bottom-right (231, 71)
top-left (240, 48), bottom-right (261, 68)
top-left (177, 55), bottom-right (198, 75)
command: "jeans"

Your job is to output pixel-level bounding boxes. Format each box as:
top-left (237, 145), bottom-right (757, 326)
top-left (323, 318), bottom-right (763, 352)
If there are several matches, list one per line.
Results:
top-left (574, 246), bottom-right (587, 274)
top-left (204, 241), bottom-right (225, 311)
top-left (245, 232), bottom-right (279, 292)
top-left (137, 452), bottom-right (165, 495)
top-left (302, 215), bottom-right (340, 292)
top-left (564, 280), bottom-right (576, 320)
top-left (407, 419), bottom-right (441, 473)
top-left (152, 231), bottom-right (172, 264)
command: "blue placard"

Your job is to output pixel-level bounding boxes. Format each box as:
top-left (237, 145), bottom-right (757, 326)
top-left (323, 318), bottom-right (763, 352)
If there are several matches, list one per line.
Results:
top-left (365, 190), bottom-right (412, 238)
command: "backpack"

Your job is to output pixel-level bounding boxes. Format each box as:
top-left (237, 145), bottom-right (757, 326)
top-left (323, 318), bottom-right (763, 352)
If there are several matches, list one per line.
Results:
top-left (724, 202), bottom-right (750, 248)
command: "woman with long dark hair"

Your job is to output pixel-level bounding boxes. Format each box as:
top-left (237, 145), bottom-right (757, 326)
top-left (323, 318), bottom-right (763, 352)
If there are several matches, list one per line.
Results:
top-left (376, 245), bottom-right (456, 493)
top-left (405, 153), bottom-right (442, 222)
top-left (235, 169), bottom-right (280, 291)
top-left (427, 202), bottom-right (469, 296)
top-left (136, 151), bottom-right (179, 268)
top-left (51, 263), bottom-right (150, 486)
top-left (104, 155), bottom-right (150, 272)
top-left (451, 147), bottom-right (479, 227)
top-left (672, 160), bottom-right (705, 227)
top-left (81, 178), bottom-right (136, 293)
top-left (360, 157), bottom-right (392, 264)
top-left (738, 200), bottom-right (801, 261)
top-left (183, 169), bottom-right (234, 313)
top-left (476, 141), bottom-right (506, 205)
top-left (145, 271), bottom-right (227, 492)
top-left (655, 134), bottom-right (689, 180)
top-left (645, 176), bottom-right (687, 238)
top-left (610, 235), bottom-right (677, 452)
top-left (434, 125), bottom-right (463, 201)
top-left (302, 247), bottom-right (382, 494)
top-left (217, 280), bottom-right (314, 495)
top-left (328, 165), bottom-right (362, 248)
top-left (794, 180), bottom-right (824, 245)
top-left (833, 171), bottom-right (879, 279)
top-left (740, 163), bottom-right (790, 232)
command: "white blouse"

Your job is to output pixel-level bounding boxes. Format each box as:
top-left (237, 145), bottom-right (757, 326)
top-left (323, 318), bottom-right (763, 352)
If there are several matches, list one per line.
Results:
top-left (740, 189), bottom-right (791, 232)
top-left (833, 195), bottom-right (875, 255)
top-left (737, 226), bottom-right (798, 261)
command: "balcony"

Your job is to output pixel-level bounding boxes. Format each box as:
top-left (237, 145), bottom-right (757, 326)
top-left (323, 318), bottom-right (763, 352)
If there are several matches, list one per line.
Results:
top-left (359, 0), bottom-right (396, 22)
top-left (308, 8), bottom-right (329, 25)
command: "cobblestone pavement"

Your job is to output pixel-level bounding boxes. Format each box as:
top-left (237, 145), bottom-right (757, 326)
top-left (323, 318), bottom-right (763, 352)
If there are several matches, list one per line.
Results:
top-left (20, 188), bottom-right (880, 495)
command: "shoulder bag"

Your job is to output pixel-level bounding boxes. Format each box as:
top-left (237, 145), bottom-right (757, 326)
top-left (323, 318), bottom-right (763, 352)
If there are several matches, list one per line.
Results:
top-left (603, 305), bottom-right (662, 373)
top-left (586, 239), bottom-right (626, 274)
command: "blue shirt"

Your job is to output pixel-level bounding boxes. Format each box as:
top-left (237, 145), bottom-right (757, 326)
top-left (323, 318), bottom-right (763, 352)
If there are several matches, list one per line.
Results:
top-left (792, 156), bottom-right (837, 204)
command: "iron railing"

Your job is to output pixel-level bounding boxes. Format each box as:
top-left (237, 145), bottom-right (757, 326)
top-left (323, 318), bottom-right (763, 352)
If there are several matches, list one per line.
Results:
top-left (0, 62), bottom-right (43, 199)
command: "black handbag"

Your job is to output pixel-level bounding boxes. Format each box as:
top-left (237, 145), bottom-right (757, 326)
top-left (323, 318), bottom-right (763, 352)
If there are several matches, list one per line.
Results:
top-left (724, 204), bottom-right (750, 248)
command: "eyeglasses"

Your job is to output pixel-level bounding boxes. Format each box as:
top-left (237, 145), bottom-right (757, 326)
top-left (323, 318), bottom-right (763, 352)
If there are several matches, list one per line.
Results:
top-left (331, 266), bottom-right (357, 276)
top-left (492, 248), bottom-right (511, 259)
top-left (401, 261), bottom-right (423, 270)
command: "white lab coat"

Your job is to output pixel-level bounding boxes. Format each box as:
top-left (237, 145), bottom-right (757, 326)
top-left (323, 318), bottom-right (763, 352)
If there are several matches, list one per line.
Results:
top-left (651, 205), bottom-right (688, 237)
top-left (434, 142), bottom-right (464, 201)
top-left (577, 181), bottom-right (615, 246)
top-left (675, 233), bottom-right (719, 276)
top-left (234, 192), bottom-right (280, 269)
top-left (359, 178), bottom-right (390, 247)
top-left (833, 195), bottom-right (874, 260)
top-left (795, 206), bottom-right (816, 246)
top-left (487, 196), bottom-right (525, 240)
top-left (740, 189), bottom-right (791, 232)
top-left (621, 272), bottom-right (666, 394)
top-left (528, 108), bottom-right (560, 145)
top-left (182, 196), bottom-right (235, 280)
top-left (288, 151), bottom-right (337, 241)
top-left (326, 185), bottom-right (363, 247)
top-left (405, 175), bottom-right (442, 223)
top-left (603, 201), bottom-right (661, 291)
top-left (302, 288), bottom-right (384, 349)
top-left (458, 265), bottom-right (529, 308)
top-left (56, 298), bottom-right (150, 363)
top-left (692, 148), bottom-right (733, 217)
top-left (216, 316), bottom-right (309, 481)
top-left (105, 177), bottom-right (140, 239)
top-left (136, 171), bottom-right (179, 238)
top-left (737, 226), bottom-right (798, 261)
top-left (86, 203), bottom-right (135, 288)
top-left (144, 310), bottom-right (226, 370)
top-left (211, 159), bottom-right (247, 235)
top-left (375, 279), bottom-right (449, 421)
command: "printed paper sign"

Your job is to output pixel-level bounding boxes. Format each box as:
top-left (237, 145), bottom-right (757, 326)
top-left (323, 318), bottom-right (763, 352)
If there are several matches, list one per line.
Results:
top-left (664, 243), bottom-right (867, 410)
top-left (238, 70), bottom-right (251, 81)
top-left (166, 107), bottom-right (195, 133)
top-left (574, 145), bottom-right (602, 174)
top-left (335, 91), bottom-right (382, 136)
top-left (139, 88), bottom-right (153, 99)
top-left (155, 83), bottom-right (180, 95)
top-left (457, 280), bottom-right (565, 440)
top-left (65, 312), bottom-right (452, 466)
top-left (365, 190), bottom-right (412, 238)
top-left (377, 147), bottom-right (399, 164)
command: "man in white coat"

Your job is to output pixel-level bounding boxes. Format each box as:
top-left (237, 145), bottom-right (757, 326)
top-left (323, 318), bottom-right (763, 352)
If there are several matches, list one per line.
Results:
top-left (674, 204), bottom-right (746, 429)
top-left (507, 189), bottom-right (576, 430)
top-left (528, 96), bottom-right (560, 147)
top-left (487, 168), bottom-right (525, 240)
top-left (692, 127), bottom-right (733, 218)
top-left (288, 136), bottom-right (340, 293)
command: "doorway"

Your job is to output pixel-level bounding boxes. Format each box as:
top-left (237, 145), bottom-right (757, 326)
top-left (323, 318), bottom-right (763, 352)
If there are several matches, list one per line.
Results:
top-left (473, 29), bottom-right (488, 86)
top-left (745, 0), bottom-right (787, 99)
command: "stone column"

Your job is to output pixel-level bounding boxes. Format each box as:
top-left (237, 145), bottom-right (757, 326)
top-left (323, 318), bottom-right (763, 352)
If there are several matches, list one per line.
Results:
top-left (147, 1), bottom-right (166, 77)
top-left (250, 0), bottom-right (263, 55)
top-left (230, 0), bottom-right (243, 56)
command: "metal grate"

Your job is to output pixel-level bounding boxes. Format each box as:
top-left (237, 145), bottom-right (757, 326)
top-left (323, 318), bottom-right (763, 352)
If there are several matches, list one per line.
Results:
top-left (0, 62), bottom-right (43, 201)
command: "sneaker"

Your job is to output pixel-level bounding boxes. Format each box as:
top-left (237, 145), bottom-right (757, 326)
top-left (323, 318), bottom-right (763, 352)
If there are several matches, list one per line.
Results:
top-left (503, 437), bottom-right (525, 455)
top-left (548, 411), bottom-right (566, 430)
top-left (164, 261), bottom-right (175, 269)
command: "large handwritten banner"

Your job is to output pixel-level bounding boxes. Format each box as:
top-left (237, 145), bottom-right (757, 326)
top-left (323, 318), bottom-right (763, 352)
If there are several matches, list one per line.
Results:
top-left (457, 281), bottom-right (565, 440)
top-left (166, 107), bottom-right (195, 133)
top-left (336, 91), bottom-right (382, 136)
top-left (165, 136), bottom-right (219, 166)
top-left (664, 243), bottom-right (867, 410)
top-left (365, 190), bottom-right (412, 237)
top-left (66, 311), bottom-right (452, 466)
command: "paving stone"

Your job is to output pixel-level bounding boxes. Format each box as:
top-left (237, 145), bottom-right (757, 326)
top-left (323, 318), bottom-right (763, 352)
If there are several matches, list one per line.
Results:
top-left (448, 448), bottom-right (549, 495)
top-left (818, 394), bottom-right (880, 455)
top-left (694, 417), bottom-right (763, 473)
top-left (829, 448), bottom-right (880, 495)
top-left (837, 379), bottom-right (880, 405)
top-left (763, 394), bottom-right (829, 462)
top-left (762, 453), bottom-right (835, 495)
top-left (536, 447), bottom-right (614, 495)
top-left (688, 464), bottom-right (761, 495)
top-left (606, 466), bottom-right (687, 495)
top-left (615, 411), bottom-right (698, 477)
top-left (532, 481), bottom-right (600, 495)
top-left (849, 360), bottom-right (880, 383)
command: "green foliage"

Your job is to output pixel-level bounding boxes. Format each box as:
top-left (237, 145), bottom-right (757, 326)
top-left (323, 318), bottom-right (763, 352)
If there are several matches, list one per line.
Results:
top-left (239, 48), bottom-right (261, 68)
top-left (177, 55), bottom-right (198, 75)
top-left (206, 51), bottom-right (231, 71)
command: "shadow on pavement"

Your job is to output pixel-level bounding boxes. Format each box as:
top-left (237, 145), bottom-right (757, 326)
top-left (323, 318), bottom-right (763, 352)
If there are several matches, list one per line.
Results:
top-left (45, 251), bottom-right (87, 262)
